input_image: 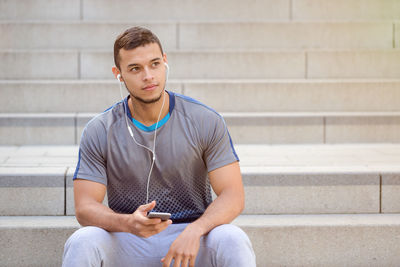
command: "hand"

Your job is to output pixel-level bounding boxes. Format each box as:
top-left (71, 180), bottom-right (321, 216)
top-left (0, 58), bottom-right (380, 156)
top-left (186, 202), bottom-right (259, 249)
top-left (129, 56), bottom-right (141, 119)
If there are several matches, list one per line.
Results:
top-left (124, 200), bottom-right (172, 238)
top-left (161, 224), bottom-right (203, 267)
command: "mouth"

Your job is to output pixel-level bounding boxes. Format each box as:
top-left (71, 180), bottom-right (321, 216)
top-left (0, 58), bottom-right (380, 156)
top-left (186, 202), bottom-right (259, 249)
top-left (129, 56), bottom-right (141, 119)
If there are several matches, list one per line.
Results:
top-left (142, 84), bottom-right (158, 91)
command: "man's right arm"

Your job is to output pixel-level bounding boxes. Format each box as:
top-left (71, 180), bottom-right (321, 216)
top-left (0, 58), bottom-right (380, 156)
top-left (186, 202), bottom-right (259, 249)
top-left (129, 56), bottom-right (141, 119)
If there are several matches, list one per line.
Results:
top-left (74, 178), bottom-right (171, 237)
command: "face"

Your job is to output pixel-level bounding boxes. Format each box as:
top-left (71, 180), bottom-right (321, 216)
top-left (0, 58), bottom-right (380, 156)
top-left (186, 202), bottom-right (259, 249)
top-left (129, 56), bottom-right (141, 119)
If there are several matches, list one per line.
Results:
top-left (116, 43), bottom-right (167, 104)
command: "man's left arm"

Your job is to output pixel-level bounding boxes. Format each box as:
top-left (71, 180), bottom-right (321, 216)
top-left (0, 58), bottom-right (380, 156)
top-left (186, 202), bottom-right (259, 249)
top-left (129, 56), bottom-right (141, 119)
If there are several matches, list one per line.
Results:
top-left (162, 161), bottom-right (244, 267)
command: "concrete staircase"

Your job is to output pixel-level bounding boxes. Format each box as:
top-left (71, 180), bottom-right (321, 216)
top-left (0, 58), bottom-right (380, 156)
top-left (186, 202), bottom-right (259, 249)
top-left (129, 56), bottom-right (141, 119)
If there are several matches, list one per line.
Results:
top-left (1, 0), bottom-right (400, 266)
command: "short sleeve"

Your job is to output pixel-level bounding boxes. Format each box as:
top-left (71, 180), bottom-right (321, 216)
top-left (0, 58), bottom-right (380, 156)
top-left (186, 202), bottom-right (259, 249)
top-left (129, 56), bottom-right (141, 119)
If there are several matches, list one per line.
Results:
top-left (73, 120), bottom-right (107, 185)
top-left (202, 114), bottom-right (239, 172)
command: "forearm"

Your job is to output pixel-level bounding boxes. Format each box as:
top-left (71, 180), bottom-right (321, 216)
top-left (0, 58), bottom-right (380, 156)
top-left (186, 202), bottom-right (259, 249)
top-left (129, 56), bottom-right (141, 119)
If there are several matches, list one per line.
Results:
top-left (189, 188), bottom-right (244, 236)
top-left (75, 201), bottom-right (129, 233)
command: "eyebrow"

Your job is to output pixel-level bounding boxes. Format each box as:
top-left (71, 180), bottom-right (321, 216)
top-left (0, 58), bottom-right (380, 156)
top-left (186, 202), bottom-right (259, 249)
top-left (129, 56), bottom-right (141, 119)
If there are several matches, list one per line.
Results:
top-left (127, 57), bottom-right (162, 68)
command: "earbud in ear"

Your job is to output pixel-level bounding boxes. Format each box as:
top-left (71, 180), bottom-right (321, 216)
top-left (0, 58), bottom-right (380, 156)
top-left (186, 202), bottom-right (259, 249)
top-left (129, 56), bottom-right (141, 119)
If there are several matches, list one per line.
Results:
top-left (164, 63), bottom-right (169, 81)
top-left (117, 74), bottom-right (121, 81)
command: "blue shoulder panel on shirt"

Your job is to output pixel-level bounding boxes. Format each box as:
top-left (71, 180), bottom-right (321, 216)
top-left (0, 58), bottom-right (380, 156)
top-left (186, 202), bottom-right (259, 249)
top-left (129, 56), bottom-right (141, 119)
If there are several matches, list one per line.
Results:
top-left (73, 148), bottom-right (82, 180)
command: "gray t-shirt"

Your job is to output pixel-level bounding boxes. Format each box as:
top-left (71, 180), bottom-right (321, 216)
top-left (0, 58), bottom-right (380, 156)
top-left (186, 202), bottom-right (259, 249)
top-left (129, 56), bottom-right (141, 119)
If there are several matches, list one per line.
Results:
top-left (73, 91), bottom-right (239, 223)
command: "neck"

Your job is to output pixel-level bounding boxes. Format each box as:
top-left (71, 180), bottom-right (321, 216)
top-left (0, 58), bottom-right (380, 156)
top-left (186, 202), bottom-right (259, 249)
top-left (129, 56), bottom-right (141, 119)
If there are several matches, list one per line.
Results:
top-left (128, 91), bottom-right (169, 126)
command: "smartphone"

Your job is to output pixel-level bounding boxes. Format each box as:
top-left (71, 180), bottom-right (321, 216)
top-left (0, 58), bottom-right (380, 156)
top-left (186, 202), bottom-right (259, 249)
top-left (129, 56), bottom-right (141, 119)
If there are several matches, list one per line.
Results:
top-left (147, 212), bottom-right (171, 221)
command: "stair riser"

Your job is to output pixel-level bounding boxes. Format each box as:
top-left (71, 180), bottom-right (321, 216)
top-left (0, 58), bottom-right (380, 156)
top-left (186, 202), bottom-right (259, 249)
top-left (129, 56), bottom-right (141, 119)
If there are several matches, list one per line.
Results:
top-left (0, 227), bottom-right (76, 267)
top-left (293, 0), bottom-right (400, 21)
top-left (244, 224), bottom-right (400, 266)
top-left (1, 219), bottom-right (400, 266)
top-left (2, 81), bottom-right (400, 113)
top-left (0, 0), bottom-right (289, 21)
top-left (0, 81), bottom-right (182, 113)
top-left (2, 114), bottom-right (400, 145)
top-left (0, 22), bottom-right (393, 49)
top-left (2, 170), bottom-right (399, 216)
top-left (2, 0), bottom-right (400, 21)
top-left (2, 51), bottom-right (400, 79)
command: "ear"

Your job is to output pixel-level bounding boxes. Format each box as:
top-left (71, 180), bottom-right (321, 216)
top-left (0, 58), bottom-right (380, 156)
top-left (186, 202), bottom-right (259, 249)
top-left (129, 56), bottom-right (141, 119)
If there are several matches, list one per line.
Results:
top-left (162, 53), bottom-right (168, 65)
top-left (112, 66), bottom-right (122, 81)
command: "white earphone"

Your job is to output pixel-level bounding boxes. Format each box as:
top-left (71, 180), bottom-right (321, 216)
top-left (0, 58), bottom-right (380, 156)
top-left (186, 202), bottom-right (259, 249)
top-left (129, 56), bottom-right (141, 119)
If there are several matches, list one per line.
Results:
top-left (117, 62), bottom-right (169, 204)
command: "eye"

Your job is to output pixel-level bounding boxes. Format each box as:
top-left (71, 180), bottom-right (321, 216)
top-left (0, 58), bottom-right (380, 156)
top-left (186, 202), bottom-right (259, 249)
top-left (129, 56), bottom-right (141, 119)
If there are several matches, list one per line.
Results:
top-left (152, 61), bottom-right (160, 67)
top-left (130, 66), bottom-right (140, 72)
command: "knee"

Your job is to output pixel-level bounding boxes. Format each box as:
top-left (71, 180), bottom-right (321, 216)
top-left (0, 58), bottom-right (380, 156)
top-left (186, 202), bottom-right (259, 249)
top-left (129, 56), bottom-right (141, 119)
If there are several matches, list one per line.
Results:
top-left (207, 224), bottom-right (252, 249)
top-left (205, 224), bottom-right (256, 266)
top-left (65, 226), bottom-right (110, 252)
top-left (63, 226), bottom-right (110, 266)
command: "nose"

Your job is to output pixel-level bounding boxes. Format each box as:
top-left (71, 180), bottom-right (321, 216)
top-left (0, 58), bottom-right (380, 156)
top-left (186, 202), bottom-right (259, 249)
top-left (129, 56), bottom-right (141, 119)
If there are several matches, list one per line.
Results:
top-left (142, 66), bottom-right (154, 81)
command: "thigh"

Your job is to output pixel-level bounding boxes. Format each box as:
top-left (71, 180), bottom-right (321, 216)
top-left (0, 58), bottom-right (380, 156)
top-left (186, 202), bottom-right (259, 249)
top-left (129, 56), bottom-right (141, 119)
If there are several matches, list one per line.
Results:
top-left (197, 224), bottom-right (256, 267)
top-left (65, 225), bottom-right (188, 267)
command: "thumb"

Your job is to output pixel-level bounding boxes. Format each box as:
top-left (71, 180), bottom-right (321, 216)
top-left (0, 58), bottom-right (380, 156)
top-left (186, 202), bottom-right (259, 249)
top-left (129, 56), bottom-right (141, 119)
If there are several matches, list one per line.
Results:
top-left (138, 200), bottom-right (156, 212)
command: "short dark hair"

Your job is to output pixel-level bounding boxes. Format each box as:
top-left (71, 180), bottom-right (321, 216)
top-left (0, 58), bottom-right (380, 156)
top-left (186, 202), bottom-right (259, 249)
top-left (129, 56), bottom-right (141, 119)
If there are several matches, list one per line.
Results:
top-left (113, 26), bottom-right (164, 69)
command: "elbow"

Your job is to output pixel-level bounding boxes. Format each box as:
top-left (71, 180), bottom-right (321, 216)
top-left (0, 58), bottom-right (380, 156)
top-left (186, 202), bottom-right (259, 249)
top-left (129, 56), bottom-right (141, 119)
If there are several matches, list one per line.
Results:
top-left (228, 188), bottom-right (245, 215)
top-left (75, 208), bottom-right (84, 225)
top-left (74, 205), bottom-right (89, 226)
top-left (238, 194), bottom-right (245, 214)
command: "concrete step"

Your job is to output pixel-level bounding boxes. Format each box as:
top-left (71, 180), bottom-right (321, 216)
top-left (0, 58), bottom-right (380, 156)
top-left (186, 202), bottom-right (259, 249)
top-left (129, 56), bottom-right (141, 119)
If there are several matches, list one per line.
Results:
top-left (0, 21), bottom-right (177, 50)
top-left (1, 21), bottom-right (395, 50)
top-left (0, 0), bottom-right (290, 22)
top-left (1, 214), bottom-right (400, 266)
top-left (180, 22), bottom-right (395, 50)
top-left (0, 0), bottom-right (81, 21)
top-left (2, 49), bottom-right (400, 79)
top-left (2, 112), bottom-right (400, 145)
top-left (293, 0), bottom-right (400, 21)
top-left (2, 79), bottom-right (400, 113)
top-left (1, 144), bottom-right (400, 216)
top-left (2, 0), bottom-right (400, 22)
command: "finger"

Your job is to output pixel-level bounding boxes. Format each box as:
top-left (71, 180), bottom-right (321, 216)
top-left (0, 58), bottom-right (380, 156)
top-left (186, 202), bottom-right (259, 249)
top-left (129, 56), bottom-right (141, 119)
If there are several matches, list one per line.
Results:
top-left (147, 218), bottom-right (172, 228)
top-left (138, 200), bottom-right (156, 212)
top-left (182, 257), bottom-right (190, 267)
top-left (162, 254), bottom-right (173, 267)
top-left (157, 219), bottom-right (172, 228)
top-left (173, 256), bottom-right (182, 267)
top-left (189, 256), bottom-right (196, 267)
top-left (140, 221), bottom-right (169, 237)
top-left (142, 217), bottom-right (162, 225)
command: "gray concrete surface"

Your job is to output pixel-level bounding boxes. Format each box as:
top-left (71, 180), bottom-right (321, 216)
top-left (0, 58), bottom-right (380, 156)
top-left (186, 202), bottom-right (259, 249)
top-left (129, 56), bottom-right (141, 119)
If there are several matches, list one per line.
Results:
top-left (1, 214), bottom-right (400, 267)
top-left (0, 0), bottom-right (81, 20)
top-left (3, 0), bottom-right (399, 22)
top-left (1, 144), bottom-right (400, 215)
top-left (292, 0), bottom-right (400, 20)
top-left (3, 49), bottom-right (400, 79)
top-left (179, 22), bottom-right (393, 49)
top-left (242, 172), bottom-right (379, 214)
top-left (2, 79), bottom-right (400, 113)
top-left (0, 50), bottom-right (78, 79)
top-left (326, 115), bottom-right (400, 143)
top-left (308, 50), bottom-right (400, 79)
top-left (382, 173), bottom-right (400, 213)
top-left (0, 80), bottom-right (182, 113)
top-left (183, 79), bottom-right (400, 113)
top-left (236, 214), bottom-right (400, 266)
top-left (79, 50), bottom-right (306, 79)
top-left (81, 0), bottom-right (290, 21)
top-left (0, 22), bottom-right (393, 50)
top-left (0, 114), bottom-right (76, 145)
top-left (0, 22), bottom-right (177, 50)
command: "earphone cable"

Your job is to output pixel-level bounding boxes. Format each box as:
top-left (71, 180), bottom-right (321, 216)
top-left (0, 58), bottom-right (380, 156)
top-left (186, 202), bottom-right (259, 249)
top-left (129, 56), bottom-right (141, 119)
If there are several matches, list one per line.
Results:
top-left (119, 78), bottom-right (166, 204)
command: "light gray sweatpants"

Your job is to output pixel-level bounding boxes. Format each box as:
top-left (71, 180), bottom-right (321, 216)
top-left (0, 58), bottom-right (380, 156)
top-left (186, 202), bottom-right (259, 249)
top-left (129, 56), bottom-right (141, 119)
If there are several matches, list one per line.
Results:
top-left (62, 223), bottom-right (256, 267)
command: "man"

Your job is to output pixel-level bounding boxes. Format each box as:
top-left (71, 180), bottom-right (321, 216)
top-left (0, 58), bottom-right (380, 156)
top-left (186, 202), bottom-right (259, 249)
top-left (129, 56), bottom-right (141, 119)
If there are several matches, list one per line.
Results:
top-left (62, 26), bottom-right (256, 267)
